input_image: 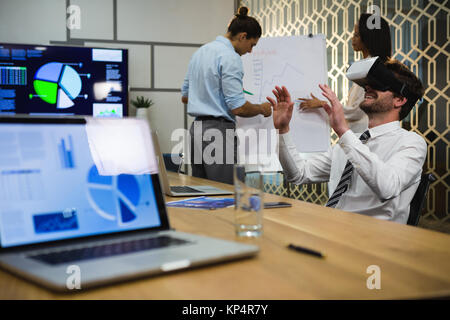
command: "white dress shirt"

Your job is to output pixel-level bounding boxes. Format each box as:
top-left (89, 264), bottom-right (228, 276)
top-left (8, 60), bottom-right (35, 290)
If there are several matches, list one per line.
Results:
top-left (279, 121), bottom-right (427, 223)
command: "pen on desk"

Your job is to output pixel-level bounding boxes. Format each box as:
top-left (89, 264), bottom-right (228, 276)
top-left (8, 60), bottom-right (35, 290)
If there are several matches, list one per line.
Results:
top-left (243, 89), bottom-right (254, 95)
top-left (287, 243), bottom-right (326, 258)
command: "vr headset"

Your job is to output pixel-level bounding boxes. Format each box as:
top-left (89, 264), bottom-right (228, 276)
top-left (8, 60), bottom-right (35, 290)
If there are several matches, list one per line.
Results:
top-left (346, 57), bottom-right (421, 114)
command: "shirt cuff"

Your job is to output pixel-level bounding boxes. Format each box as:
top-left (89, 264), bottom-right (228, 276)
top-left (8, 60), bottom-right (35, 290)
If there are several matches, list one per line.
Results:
top-left (279, 132), bottom-right (294, 147)
top-left (337, 129), bottom-right (360, 153)
top-left (226, 96), bottom-right (247, 110)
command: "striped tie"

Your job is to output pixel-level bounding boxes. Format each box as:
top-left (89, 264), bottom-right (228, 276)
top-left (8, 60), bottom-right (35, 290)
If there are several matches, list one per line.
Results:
top-left (326, 130), bottom-right (370, 208)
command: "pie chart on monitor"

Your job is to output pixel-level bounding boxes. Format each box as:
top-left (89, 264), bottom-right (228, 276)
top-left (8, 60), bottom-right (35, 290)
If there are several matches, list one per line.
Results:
top-left (86, 165), bottom-right (140, 225)
top-left (33, 62), bottom-right (82, 109)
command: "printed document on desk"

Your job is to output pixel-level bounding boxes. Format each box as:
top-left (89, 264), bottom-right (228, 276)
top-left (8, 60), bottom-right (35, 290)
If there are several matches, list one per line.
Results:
top-left (166, 197), bottom-right (235, 210)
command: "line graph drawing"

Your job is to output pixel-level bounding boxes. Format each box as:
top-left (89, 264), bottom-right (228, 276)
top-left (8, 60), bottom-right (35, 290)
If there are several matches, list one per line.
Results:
top-left (257, 62), bottom-right (305, 102)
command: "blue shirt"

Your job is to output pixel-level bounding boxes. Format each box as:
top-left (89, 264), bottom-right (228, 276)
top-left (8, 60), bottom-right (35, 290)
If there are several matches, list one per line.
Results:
top-left (181, 36), bottom-right (247, 122)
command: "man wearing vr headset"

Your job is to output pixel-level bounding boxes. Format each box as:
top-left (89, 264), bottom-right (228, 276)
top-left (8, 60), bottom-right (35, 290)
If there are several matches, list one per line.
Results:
top-left (267, 58), bottom-right (426, 223)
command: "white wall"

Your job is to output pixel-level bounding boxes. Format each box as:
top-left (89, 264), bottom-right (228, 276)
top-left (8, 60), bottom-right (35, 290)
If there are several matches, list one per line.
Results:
top-left (153, 46), bottom-right (198, 89)
top-left (117, 0), bottom-right (233, 44)
top-left (70, 0), bottom-right (114, 40)
top-left (0, 0), bottom-right (66, 44)
top-left (0, 0), bottom-right (235, 154)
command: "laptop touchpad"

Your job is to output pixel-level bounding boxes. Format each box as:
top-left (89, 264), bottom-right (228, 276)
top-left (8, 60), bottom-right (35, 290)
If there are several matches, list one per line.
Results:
top-left (125, 251), bottom-right (189, 268)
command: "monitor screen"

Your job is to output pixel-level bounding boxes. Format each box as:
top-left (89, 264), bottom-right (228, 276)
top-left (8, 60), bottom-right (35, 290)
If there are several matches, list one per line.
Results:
top-left (0, 43), bottom-right (128, 117)
top-left (0, 119), bottom-right (163, 248)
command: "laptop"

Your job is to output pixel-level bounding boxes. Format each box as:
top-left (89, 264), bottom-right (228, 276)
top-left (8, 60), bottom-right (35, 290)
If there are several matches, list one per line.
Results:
top-left (0, 116), bottom-right (258, 291)
top-left (151, 131), bottom-right (233, 197)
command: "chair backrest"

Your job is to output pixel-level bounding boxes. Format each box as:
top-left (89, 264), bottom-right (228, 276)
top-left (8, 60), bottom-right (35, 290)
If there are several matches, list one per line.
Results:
top-left (407, 173), bottom-right (436, 226)
top-left (162, 153), bottom-right (184, 173)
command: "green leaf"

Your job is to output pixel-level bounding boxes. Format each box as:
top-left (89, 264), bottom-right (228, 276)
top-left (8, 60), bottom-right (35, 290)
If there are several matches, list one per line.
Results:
top-left (131, 96), bottom-right (154, 108)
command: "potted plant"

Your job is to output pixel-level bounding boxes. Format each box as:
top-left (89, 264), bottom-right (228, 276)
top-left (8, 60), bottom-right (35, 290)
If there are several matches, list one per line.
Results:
top-left (131, 96), bottom-right (154, 119)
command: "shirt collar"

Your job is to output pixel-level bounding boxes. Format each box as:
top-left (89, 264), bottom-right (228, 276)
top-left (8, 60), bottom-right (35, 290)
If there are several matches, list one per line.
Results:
top-left (216, 35), bottom-right (235, 52)
top-left (368, 121), bottom-right (400, 139)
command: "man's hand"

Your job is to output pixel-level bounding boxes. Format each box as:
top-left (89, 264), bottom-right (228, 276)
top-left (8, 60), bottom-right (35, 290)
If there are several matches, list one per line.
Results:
top-left (181, 96), bottom-right (188, 104)
top-left (260, 102), bottom-right (272, 117)
top-left (319, 84), bottom-right (349, 137)
top-left (297, 93), bottom-right (327, 110)
top-left (232, 101), bottom-right (271, 118)
top-left (267, 86), bottom-right (294, 134)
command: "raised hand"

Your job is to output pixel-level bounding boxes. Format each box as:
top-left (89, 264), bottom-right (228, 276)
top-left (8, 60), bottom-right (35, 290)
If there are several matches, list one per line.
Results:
top-left (319, 84), bottom-right (349, 137)
top-left (266, 86), bottom-right (294, 134)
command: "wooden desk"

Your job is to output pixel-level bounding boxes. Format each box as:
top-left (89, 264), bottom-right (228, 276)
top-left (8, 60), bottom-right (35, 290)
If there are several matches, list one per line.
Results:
top-left (1, 172), bottom-right (450, 299)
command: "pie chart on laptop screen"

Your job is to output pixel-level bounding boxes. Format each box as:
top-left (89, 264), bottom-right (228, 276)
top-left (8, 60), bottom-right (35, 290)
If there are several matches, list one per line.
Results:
top-left (33, 62), bottom-right (82, 109)
top-left (86, 165), bottom-right (140, 225)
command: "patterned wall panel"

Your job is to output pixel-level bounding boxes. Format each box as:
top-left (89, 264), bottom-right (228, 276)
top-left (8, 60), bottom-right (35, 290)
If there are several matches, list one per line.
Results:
top-left (240, 0), bottom-right (449, 228)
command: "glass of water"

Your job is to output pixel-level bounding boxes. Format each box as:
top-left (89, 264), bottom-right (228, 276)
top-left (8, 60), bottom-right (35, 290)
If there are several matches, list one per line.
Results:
top-left (234, 164), bottom-right (263, 237)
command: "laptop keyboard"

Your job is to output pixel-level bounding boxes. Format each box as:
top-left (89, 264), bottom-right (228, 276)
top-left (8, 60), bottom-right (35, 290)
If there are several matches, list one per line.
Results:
top-left (170, 186), bottom-right (204, 193)
top-left (29, 235), bottom-right (191, 265)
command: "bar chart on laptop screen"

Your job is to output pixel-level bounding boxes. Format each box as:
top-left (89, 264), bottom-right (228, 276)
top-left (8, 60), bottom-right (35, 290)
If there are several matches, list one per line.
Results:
top-left (33, 209), bottom-right (79, 234)
top-left (58, 135), bottom-right (75, 169)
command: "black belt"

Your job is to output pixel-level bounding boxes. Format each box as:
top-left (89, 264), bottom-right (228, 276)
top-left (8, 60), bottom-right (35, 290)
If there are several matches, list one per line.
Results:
top-left (194, 116), bottom-right (233, 123)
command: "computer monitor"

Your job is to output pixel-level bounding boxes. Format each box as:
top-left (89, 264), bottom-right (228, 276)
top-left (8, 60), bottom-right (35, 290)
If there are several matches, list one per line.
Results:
top-left (0, 43), bottom-right (128, 117)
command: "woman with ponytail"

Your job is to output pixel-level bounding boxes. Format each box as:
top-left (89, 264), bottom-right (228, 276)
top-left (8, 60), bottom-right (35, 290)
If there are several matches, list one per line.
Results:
top-left (298, 13), bottom-right (392, 133)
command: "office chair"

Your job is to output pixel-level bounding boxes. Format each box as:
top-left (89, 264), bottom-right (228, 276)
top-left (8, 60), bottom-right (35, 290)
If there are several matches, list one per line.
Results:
top-left (162, 153), bottom-right (185, 173)
top-left (407, 173), bottom-right (436, 226)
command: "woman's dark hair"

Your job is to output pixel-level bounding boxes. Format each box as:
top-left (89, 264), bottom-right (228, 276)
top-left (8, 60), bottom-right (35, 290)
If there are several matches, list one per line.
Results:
top-left (358, 13), bottom-right (392, 61)
top-left (227, 7), bottom-right (262, 39)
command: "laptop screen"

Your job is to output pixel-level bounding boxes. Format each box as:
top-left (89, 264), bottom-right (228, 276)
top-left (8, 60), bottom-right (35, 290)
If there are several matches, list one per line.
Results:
top-left (0, 118), bottom-right (166, 248)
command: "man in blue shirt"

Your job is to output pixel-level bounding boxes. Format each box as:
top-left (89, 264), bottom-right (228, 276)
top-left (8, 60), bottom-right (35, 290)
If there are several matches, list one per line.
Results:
top-left (181, 7), bottom-right (271, 184)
